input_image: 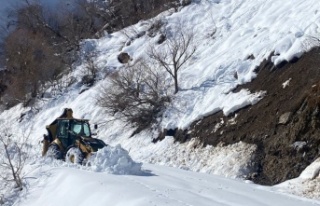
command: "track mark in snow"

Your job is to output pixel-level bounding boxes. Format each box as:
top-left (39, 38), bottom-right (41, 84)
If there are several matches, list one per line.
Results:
top-left (125, 176), bottom-right (194, 206)
top-left (125, 175), bottom-right (238, 206)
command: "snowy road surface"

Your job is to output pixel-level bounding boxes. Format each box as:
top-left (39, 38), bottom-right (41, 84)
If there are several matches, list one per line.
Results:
top-left (17, 164), bottom-right (320, 206)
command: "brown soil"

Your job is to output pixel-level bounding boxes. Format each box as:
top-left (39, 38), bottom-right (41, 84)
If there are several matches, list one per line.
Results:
top-left (172, 47), bottom-right (320, 185)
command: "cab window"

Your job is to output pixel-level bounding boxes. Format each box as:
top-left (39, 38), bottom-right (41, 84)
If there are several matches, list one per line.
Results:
top-left (70, 121), bottom-right (91, 137)
top-left (71, 123), bottom-right (82, 134)
top-left (83, 123), bottom-right (90, 137)
top-left (58, 120), bottom-right (69, 137)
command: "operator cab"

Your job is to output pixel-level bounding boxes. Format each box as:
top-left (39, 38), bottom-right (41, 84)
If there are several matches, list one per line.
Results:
top-left (56, 119), bottom-right (92, 149)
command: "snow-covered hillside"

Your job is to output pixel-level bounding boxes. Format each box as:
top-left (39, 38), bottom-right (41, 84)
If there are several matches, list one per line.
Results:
top-left (2, 0), bottom-right (320, 205)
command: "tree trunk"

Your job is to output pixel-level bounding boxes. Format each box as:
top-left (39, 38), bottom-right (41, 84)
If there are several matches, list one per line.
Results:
top-left (174, 71), bottom-right (178, 94)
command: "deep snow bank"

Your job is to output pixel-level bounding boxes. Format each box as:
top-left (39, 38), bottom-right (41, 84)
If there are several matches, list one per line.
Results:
top-left (41, 145), bottom-right (144, 175)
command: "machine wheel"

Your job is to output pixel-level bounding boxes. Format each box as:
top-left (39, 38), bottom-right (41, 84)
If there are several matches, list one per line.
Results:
top-left (46, 144), bottom-right (62, 159)
top-left (66, 147), bottom-right (84, 164)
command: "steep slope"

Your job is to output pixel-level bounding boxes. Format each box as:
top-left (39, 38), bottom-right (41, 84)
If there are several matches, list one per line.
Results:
top-left (2, 0), bottom-right (320, 203)
top-left (187, 48), bottom-right (320, 185)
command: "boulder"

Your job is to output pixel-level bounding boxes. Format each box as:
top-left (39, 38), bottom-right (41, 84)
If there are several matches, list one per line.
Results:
top-left (117, 52), bottom-right (131, 64)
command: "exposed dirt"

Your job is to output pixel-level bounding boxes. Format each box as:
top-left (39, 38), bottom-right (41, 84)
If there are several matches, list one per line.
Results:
top-left (172, 47), bottom-right (320, 185)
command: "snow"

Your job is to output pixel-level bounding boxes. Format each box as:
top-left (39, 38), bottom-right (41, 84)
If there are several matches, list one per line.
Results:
top-left (1, 0), bottom-right (320, 205)
top-left (85, 0), bottom-right (320, 129)
top-left (292, 141), bottom-right (307, 152)
top-left (275, 158), bottom-right (320, 200)
top-left (15, 163), bottom-right (320, 206)
top-left (282, 78), bottom-right (292, 88)
top-left (300, 158), bottom-right (320, 180)
top-left (86, 145), bottom-right (143, 174)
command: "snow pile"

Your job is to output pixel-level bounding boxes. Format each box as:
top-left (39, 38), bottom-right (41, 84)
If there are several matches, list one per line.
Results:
top-left (275, 158), bottom-right (320, 199)
top-left (144, 137), bottom-right (256, 178)
top-left (86, 145), bottom-right (143, 175)
top-left (300, 158), bottom-right (320, 179)
top-left (39, 145), bottom-right (143, 175)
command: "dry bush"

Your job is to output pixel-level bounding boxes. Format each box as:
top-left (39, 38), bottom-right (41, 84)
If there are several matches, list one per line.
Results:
top-left (147, 18), bottom-right (166, 38)
top-left (97, 60), bottom-right (170, 133)
top-left (80, 53), bottom-right (99, 86)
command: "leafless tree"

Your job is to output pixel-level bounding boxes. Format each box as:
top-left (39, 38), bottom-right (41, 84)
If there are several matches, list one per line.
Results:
top-left (97, 59), bottom-right (170, 133)
top-left (0, 125), bottom-right (30, 190)
top-left (3, 29), bottom-right (63, 106)
top-left (148, 30), bottom-right (197, 94)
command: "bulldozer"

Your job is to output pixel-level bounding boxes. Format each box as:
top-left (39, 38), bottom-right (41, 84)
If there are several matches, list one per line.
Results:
top-left (42, 108), bottom-right (107, 164)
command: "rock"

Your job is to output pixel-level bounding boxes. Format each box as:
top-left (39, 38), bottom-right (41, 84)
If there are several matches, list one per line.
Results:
top-left (157, 34), bottom-right (166, 44)
top-left (117, 52), bottom-right (131, 64)
top-left (278, 112), bottom-right (292, 125)
top-left (292, 141), bottom-right (307, 152)
top-left (246, 54), bottom-right (255, 60)
top-left (81, 74), bottom-right (95, 86)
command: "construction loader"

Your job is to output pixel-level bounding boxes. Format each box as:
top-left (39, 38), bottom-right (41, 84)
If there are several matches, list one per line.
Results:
top-left (42, 108), bottom-right (107, 164)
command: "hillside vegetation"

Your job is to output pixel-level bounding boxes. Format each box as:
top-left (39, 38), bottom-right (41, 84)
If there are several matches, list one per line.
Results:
top-left (0, 0), bottom-right (182, 107)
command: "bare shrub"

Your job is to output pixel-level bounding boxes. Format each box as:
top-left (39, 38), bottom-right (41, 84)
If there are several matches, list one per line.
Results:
top-left (147, 18), bottom-right (166, 38)
top-left (97, 59), bottom-right (170, 133)
top-left (16, 0), bottom-right (106, 46)
top-left (0, 125), bottom-right (30, 191)
top-left (149, 29), bottom-right (197, 93)
top-left (81, 54), bottom-right (100, 86)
